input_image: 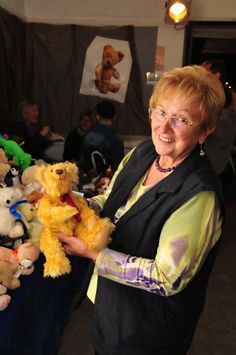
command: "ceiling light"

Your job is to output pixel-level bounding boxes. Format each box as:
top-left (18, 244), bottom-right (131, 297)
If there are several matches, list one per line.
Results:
top-left (165, 0), bottom-right (191, 25)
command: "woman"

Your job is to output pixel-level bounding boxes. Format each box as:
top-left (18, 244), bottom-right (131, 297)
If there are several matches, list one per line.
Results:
top-left (7, 99), bottom-right (63, 159)
top-left (58, 66), bottom-right (225, 355)
top-left (63, 109), bottom-right (94, 164)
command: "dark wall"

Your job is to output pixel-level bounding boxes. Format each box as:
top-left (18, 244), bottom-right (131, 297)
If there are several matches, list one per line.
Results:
top-left (0, 7), bottom-right (156, 137)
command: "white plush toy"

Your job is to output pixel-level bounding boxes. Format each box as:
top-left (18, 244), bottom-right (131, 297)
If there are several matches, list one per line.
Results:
top-left (0, 186), bottom-right (27, 246)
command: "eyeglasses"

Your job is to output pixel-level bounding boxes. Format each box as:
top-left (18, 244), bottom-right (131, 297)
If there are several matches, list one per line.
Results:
top-left (149, 108), bottom-right (193, 130)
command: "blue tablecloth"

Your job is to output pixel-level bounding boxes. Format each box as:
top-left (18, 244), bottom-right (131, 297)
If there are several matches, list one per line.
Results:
top-left (0, 253), bottom-right (90, 355)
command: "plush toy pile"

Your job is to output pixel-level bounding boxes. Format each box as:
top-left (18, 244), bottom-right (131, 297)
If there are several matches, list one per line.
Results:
top-left (35, 161), bottom-right (115, 278)
top-left (0, 137), bottom-right (115, 308)
top-left (0, 138), bottom-right (41, 310)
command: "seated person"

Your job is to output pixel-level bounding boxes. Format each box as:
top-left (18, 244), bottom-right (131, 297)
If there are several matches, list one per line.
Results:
top-left (6, 99), bottom-right (63, 159)
top-left (80, 100), bottom-right (124, 175)
top-left (63, 110), bottom-right (94, 164)
top-left (202, 61), bottom-right (236, 182)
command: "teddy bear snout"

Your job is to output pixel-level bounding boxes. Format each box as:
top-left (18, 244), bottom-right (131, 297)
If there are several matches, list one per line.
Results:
top-left (55, 169), bottom-right (64, 175)
top-left (6, 199), bottom-right (11, 205)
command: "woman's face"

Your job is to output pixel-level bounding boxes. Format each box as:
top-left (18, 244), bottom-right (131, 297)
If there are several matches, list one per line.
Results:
top-left (150, 94), bottom-right (212, 164)
top-left (23, 104), bottom-right (40, 124)
top-left (79, 115), bottom-right (93, 132)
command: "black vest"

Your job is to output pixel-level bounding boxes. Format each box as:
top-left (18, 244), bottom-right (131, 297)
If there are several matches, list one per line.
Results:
top-left (92, 139), bottom-right (223, 355)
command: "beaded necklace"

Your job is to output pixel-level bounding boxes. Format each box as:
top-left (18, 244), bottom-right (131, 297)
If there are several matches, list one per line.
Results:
top-left (155, 155), bottom-right (175, 173)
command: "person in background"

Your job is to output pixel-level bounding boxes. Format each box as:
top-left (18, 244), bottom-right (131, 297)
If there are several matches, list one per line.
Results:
top-left (6, 99), bottom-right (63, 159)
top-left (231, 84), bottom-right (236, 112)
top-left (63, 110), bottom-right (94, 165)
top-left (80, 100), bottom-right (124, 175)
top-left (57, 66), bottom-right (225, 354)
top-left (202, 59), bottom-right (227, 83)
top-left (202, 60), bottom-right (236, 183)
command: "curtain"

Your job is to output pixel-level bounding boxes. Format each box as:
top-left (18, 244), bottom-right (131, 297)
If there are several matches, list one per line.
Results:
top-left (0, 7), bottom-right (156, 137)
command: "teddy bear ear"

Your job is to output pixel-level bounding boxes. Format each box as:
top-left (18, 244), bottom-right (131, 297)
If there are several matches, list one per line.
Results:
top-left (35, 165), bottom-right (47, 185)
top-left (67, 163), bottom-right (79, 184)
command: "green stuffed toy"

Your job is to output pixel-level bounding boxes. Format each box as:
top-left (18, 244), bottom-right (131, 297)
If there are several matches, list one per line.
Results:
top-left (0, 136), bottom-right (31, 171)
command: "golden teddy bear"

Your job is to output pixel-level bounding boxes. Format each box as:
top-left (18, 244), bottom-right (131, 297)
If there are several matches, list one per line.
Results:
top-left (35, 162), bottom-right (115, 278)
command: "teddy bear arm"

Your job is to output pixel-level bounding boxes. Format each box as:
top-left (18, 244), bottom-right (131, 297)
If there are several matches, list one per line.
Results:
top-left (112, 68), bottom-right (120, 79)
top-left (0, 268), bottom-right (20, 289)
top-left (17, 242), bottom-right (40, 264)
top-left (0, 247), bottom-right (17, 264)
top-left (38, 202), bottom-right (78, 223)
top-left (50, 205), bottom-right (78, 223)
top-left (95, 64), bottom-right (103, 80)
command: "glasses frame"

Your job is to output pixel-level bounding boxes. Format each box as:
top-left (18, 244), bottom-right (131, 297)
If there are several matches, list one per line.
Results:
top-left (149, 108), bottom-right (193, 129)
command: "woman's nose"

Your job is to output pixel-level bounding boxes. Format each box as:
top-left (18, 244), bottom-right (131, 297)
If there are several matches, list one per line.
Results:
top-left (159, 117), bottom-right (173, 131)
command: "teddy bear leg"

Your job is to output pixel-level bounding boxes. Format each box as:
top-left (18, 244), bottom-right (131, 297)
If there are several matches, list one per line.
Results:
top-left (109, 83), bottom-right (121, 93)
top-left (9, 222), bottom-right (24, 239)
top-left (40, 228), bottom-right (71, 277)
top-left (0, 294), bottom-right (11, 311)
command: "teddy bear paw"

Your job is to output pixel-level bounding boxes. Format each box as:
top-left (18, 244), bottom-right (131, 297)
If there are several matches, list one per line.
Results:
top-left (0, 294), bottom-right (11, 311)
top-left (43, 258), bottom-right (71, 278)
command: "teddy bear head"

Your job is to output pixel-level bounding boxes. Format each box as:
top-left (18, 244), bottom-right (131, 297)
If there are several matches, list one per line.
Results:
top-left (35, 162), bottom-right (79, 198)
top-left (0, 148), bottom-right (8, 164)
top-left (0, 186), bottom-right (23, 208)
top-left (96, 176), bottom-right (111, 195)
top-left (102, 45), bottom-right (124, 66)
top-left (17, 202), bottom-right (36, 222)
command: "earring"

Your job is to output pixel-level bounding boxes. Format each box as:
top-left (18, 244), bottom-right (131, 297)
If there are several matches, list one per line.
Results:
top-left (200, 144), bottom-right (205, 156)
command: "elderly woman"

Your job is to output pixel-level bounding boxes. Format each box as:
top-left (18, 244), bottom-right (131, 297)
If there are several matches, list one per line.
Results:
top-left (6, 99), bottom-right (63, 159)
top-left (58, 65), bottom-right (225, 355)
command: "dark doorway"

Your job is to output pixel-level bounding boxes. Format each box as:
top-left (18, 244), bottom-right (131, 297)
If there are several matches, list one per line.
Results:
top-left (184, 21), bottom-right (236, 86)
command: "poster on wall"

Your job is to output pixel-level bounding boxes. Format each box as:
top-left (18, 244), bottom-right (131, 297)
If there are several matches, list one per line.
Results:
top-left (155, 46), bottom-right (165, 72)
top-left (80, 36), bottom-right (132, 103)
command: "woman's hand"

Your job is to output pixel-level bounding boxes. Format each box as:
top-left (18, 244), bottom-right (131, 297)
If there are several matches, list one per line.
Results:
top-left (40, 126), bottom-right (51, 137)
top-left (57, 233), bottom-right (99, 262)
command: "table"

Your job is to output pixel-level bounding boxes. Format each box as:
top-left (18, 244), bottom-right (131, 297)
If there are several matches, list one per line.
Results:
top-left (0, 253), bottom-right (90, 355)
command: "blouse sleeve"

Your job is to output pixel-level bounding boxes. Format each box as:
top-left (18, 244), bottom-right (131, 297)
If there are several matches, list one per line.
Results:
top-left (95, 191), bottom-right (223, 296)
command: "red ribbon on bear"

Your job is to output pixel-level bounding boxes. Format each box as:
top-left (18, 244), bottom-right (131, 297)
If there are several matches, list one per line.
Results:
top-left (59, 193), bottom-right (81, 222)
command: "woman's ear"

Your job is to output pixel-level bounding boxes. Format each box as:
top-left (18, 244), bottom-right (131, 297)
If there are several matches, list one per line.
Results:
top-left (199, 126), bottom-right (216, 145)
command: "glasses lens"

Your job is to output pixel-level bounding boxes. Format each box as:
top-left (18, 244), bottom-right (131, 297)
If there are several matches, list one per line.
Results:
top-left (171, 116), bottom-right (188, 129)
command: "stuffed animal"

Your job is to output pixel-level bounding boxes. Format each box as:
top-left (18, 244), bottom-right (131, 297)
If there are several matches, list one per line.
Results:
top-left (0, 284), bottom-right (11, 311)
top-left (35, 162), bottom-right (115, 278)
top-left (0, 148), bottom-right (11, 184)
top-left (96, 176), bottom-right (111, 195)
top-left (95, 44), bottom-right (124, 94)
top-left (4, 165), bottom-right (21, 187)
top-left (0, 186), bottom-right (27, 248)
top-left (0, 259), bottom-right (20, 311)
top-left (0, 135), bottom-right (31, 171)
top-left (0, 242), bottom-right (39, 276)
top-left (21, 165), bottom-right (43, 203)
top-left (17, 202), bottom-right (42, 248)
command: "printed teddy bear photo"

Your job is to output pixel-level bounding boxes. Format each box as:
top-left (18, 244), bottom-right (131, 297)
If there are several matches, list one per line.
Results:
top-left (80, 36), bottom-right (132, 103)
top-left (95, 44), bottom-right (124, 94)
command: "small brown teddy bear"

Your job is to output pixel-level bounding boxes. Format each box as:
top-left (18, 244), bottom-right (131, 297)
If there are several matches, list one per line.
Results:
top-left (35, 162), bottom-right (115, 278)
top-left (0, 259), bottom-right (20, 310)
top-left (95, 44), bottom-right (124, 94)
top-left (0, 242), bottom-right (40, 276)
